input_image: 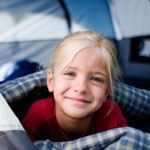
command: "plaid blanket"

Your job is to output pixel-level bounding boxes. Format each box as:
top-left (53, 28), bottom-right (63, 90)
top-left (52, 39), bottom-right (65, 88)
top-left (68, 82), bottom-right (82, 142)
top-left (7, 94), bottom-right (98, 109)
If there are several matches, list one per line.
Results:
top-left (34, 127), bottom-right (150, 150)
top-left (0, 70), bottom-right (150, 150)
top-left (0, 70), bottom-right (47, 103)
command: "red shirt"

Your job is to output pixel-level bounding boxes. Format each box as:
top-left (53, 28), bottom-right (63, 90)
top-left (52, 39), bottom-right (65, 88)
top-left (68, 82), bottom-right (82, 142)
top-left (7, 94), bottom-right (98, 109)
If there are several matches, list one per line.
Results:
top-left (22, 98), bottom-right (127, 142)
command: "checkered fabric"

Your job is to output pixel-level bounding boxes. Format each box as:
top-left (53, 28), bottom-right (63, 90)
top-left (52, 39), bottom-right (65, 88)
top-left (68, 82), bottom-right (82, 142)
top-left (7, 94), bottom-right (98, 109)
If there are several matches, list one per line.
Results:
top-left (34, 127), bottom-right (150, 150)
top-left (113, 82), bottom-right (150, 119)
top-left (0, 70), bottom-right (47, 103)
top-left (0, 70), bottom-right (150, 150)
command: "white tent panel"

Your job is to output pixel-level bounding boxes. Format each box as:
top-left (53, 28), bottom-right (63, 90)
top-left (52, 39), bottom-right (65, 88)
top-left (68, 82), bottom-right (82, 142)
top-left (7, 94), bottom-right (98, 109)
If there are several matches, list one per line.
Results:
top-left (0, 93), bottom-right (24, 131)
top-left (0, 0), bottom-right (68, 42)
top-left (109, 0), bottom-right (150, 40)
top-left (0, 13), bottom-right (68, 42)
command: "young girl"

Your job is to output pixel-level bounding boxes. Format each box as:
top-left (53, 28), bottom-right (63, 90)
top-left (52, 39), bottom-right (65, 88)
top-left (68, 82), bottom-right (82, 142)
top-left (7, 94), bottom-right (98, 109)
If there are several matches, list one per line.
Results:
top-left (22, 31), bottom-right (127, 142)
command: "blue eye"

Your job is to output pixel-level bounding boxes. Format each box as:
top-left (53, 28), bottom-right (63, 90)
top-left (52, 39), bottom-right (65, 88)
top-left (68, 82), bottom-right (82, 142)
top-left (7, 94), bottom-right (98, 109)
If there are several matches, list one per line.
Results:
top-left (65, 72), bottom-right (75, 77)
top-left (90, 77), bottom-right (102, 83)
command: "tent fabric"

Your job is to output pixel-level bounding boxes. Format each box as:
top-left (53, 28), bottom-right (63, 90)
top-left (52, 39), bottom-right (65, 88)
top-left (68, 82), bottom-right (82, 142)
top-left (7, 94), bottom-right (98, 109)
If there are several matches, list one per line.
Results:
top-left (1, 0), bottom-right (150, 70)
top-left (0, 0), bottom-right (115, 67)
top-left (0, 40), bottom-right (60, 68)
top-left (0, 0), bottom-right (69, 42)
top-left (108, 0), bottom-right (150, 40)
top-left (117, 38), bottom-right (150, 90)
top-left (0, 93), bottom-right (24, 132)
top-left (0, 0), bottom-right (115, 42)
top-left (63, 0), bottom-right (115, 39)
top-left (0, 0), bottom-right (68, 67)
top-left (0, 70), bottom-right (150, 149)
top-left (0, 130), bottom-right (37, 150)
top-left (0, 94), bottom-right (37, 150)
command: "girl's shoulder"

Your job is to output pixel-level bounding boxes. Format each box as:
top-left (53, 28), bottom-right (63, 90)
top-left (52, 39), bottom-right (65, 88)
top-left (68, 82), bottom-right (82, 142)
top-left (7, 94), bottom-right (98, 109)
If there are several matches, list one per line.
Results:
top-left (24, 97), bottom-right (55, 120)
top-left (94, 100), bottom-right (127, 130)
top-left (103, 100), bottom-right (117, 106)
top-left (95, 100), bottom-right (123, 118)
top-left (31, 97), bottom-right (54, 108)
top-left (30, 97), bottom-right (54, 110)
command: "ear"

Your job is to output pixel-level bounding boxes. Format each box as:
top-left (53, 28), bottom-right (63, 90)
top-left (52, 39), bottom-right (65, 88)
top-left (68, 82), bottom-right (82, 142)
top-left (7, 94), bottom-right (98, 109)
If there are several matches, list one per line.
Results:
top-left (106, 88), bottom-right (110, 97)
top-left (104, 87), bottom-right (111, 102)
top-left (47, 69), bottom-right (54, 92)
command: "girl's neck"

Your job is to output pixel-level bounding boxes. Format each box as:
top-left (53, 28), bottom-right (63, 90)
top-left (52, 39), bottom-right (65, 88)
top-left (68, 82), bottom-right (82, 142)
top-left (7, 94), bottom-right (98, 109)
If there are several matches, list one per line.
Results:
top-left (56, 110), bottom-right (93, 139)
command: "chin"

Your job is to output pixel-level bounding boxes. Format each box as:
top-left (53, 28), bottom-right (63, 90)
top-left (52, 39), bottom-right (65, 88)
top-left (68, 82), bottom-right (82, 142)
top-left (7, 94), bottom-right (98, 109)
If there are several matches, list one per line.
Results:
top-left (65, 110), bottom-right (92, 120)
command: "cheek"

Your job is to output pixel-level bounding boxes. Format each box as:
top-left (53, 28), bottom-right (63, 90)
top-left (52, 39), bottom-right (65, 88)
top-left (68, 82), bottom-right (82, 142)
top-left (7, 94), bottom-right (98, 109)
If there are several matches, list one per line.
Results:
top-left (92, 87), bottom-right (107, 103)
top-left (53, 77), bottom-right (70, 94)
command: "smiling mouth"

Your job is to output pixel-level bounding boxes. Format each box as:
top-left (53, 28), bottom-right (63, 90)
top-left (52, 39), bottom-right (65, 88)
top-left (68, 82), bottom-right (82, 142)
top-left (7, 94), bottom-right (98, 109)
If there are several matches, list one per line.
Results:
top-left (65, 97), bottom-right (91, 104)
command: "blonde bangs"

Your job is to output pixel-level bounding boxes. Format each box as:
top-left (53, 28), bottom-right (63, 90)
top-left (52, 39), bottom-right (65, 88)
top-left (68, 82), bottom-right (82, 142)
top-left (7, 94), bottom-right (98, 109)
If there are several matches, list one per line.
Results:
top-left (51, 37), bottom-right (94, 75)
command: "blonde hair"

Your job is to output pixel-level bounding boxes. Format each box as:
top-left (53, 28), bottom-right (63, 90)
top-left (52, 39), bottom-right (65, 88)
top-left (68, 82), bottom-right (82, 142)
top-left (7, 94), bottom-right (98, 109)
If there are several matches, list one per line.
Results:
top-left (50, 31), bottom-right (119, 97)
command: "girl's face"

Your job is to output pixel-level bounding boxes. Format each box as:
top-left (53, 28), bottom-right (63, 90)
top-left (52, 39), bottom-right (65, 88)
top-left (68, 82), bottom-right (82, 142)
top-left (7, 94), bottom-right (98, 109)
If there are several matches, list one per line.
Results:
top-left (47, 48), bottom-right (109, 120)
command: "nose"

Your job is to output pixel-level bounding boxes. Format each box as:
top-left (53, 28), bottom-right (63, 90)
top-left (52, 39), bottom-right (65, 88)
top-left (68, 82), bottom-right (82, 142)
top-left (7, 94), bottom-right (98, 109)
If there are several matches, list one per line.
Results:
top-left (73, 77), bottom-right (88, 94)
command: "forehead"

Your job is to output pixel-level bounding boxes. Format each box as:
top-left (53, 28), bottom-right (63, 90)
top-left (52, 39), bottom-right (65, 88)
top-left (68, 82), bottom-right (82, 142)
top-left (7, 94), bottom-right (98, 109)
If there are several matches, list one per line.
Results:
top-left (70, 48), bottom-right (106, 71)
top-left (55, 47), bottom-right (107, 75)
